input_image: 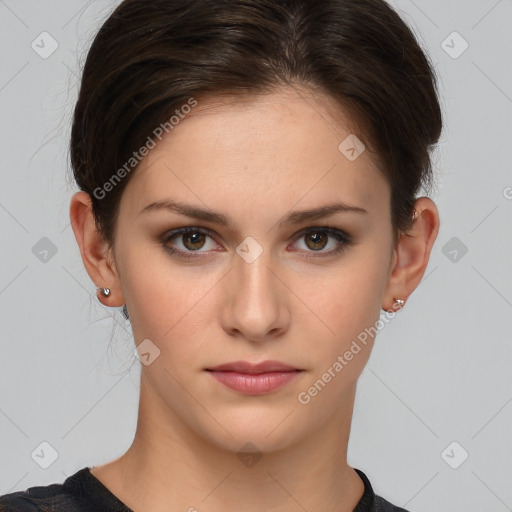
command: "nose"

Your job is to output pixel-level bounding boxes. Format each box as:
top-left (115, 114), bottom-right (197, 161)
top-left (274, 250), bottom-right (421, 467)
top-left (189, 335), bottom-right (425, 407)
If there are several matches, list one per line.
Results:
top-left (220, 248), bottom-right (290, 343)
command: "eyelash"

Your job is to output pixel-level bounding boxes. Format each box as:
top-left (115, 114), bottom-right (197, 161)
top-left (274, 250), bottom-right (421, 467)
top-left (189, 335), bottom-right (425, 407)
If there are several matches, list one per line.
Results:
top-left (160, 226), bottom-right (353, 260)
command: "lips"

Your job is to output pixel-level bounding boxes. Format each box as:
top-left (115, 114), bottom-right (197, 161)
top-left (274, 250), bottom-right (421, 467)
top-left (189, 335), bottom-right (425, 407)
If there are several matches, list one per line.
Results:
top-left (205, 360), bottom-right (303, 395)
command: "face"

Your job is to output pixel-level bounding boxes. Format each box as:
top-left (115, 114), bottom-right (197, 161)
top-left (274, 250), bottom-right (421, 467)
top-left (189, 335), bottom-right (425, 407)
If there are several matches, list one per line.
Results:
top-left (111, 88), bottom-right (397, 453)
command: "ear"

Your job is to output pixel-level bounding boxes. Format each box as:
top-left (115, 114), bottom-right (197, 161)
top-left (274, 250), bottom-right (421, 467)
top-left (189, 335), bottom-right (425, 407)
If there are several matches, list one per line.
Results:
top-left (382, 197), bottom-right (439, 312)
top-left (69, 191), bottom-right (125, 307)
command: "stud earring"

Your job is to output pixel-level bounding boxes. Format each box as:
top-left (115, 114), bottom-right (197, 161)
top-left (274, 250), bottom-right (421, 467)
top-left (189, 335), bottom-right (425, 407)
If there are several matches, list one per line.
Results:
top-left (97, 286), bottom-right (111, 297)
top-left (393, 298), bottom-right (405, 308)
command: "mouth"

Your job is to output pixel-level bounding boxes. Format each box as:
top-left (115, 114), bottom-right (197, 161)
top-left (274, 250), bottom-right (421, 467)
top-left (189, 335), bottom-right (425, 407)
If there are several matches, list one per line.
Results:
top-left (206, 360), bottom-right (302, 374)
top-left (205, 360), bottom-right (304, 395)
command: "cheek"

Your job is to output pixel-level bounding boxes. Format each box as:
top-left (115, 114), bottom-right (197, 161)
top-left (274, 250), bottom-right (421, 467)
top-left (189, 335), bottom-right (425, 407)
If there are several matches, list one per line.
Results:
top-left (310, 252), bottom-right (389, 336)
top-left (296, 247), bottom-right (391, 385)
top-left (118, 243), bottom-right (221, 361)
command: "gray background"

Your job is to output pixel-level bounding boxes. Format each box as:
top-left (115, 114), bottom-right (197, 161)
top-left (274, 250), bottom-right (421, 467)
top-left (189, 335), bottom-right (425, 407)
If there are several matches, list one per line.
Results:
top-left (1, 1), bottom-right (511, 511)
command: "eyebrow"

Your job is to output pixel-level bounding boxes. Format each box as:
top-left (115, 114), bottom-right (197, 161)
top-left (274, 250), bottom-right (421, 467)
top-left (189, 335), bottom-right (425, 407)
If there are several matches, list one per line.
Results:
top-left (138, 199), bottom-right (367, 226)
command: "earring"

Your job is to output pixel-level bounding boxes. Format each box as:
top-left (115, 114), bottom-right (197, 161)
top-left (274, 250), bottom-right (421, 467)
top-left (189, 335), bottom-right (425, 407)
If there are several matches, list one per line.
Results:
top-left (393, 298), bottom-right (405, 308)
top-left (97, 286), bottom-right (111, 297)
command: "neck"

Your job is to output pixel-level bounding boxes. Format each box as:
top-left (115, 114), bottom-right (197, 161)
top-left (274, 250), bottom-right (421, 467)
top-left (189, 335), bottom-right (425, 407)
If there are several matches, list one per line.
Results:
top-left (91, 375), bottom-right (364, 512)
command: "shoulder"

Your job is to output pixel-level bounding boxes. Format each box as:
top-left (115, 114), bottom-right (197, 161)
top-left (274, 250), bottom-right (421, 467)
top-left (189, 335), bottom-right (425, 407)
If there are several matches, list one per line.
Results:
top-left (373, 495), bottom-right (411, 512)
top-left (0, 471), bottom-right (87, 512)
top-left (354, 468), bottom-right (412, 512)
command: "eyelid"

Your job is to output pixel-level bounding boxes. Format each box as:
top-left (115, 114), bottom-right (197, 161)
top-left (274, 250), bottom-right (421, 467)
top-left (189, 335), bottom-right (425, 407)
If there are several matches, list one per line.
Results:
top-left (291, 225), bottom-right (351, 242)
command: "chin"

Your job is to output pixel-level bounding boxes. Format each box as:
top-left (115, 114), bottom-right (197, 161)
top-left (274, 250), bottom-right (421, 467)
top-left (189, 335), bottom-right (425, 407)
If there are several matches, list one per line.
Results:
top-left (190, 406), bottom-right (306, 455)
top-left (209, 427), bottom-right (300, 457)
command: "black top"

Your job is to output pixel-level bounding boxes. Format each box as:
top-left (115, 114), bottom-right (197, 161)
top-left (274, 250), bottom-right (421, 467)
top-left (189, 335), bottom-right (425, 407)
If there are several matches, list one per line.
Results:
top-left (0, 467), bottom-right (411, 511)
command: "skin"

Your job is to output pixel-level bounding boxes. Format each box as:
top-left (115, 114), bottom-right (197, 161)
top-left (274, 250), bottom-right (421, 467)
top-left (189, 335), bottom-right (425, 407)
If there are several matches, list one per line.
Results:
top-left (70, 87), bottom-right (439, 512)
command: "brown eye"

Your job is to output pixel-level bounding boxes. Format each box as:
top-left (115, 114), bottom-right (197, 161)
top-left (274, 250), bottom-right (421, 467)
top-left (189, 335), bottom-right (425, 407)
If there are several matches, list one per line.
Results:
top-left (162, 227), bottom-right (219, 256)
top-left (304, 231), bottom-right (328, 251)
top-left (161, 226), bottom-right (352, 261)
top-left (291, 227), bottom-right (353, 258)
top-left (182, 232), bottom-right (207, 251)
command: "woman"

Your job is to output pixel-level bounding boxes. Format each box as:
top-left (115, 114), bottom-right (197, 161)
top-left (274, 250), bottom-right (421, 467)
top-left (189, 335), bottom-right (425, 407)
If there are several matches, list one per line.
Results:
top-left (0, 0), bottom-right (441, 510)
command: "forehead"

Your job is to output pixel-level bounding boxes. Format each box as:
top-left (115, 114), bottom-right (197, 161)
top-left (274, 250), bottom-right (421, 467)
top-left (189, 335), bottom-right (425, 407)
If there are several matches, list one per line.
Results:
top-left (120, 88), bottom-right (389, 224)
